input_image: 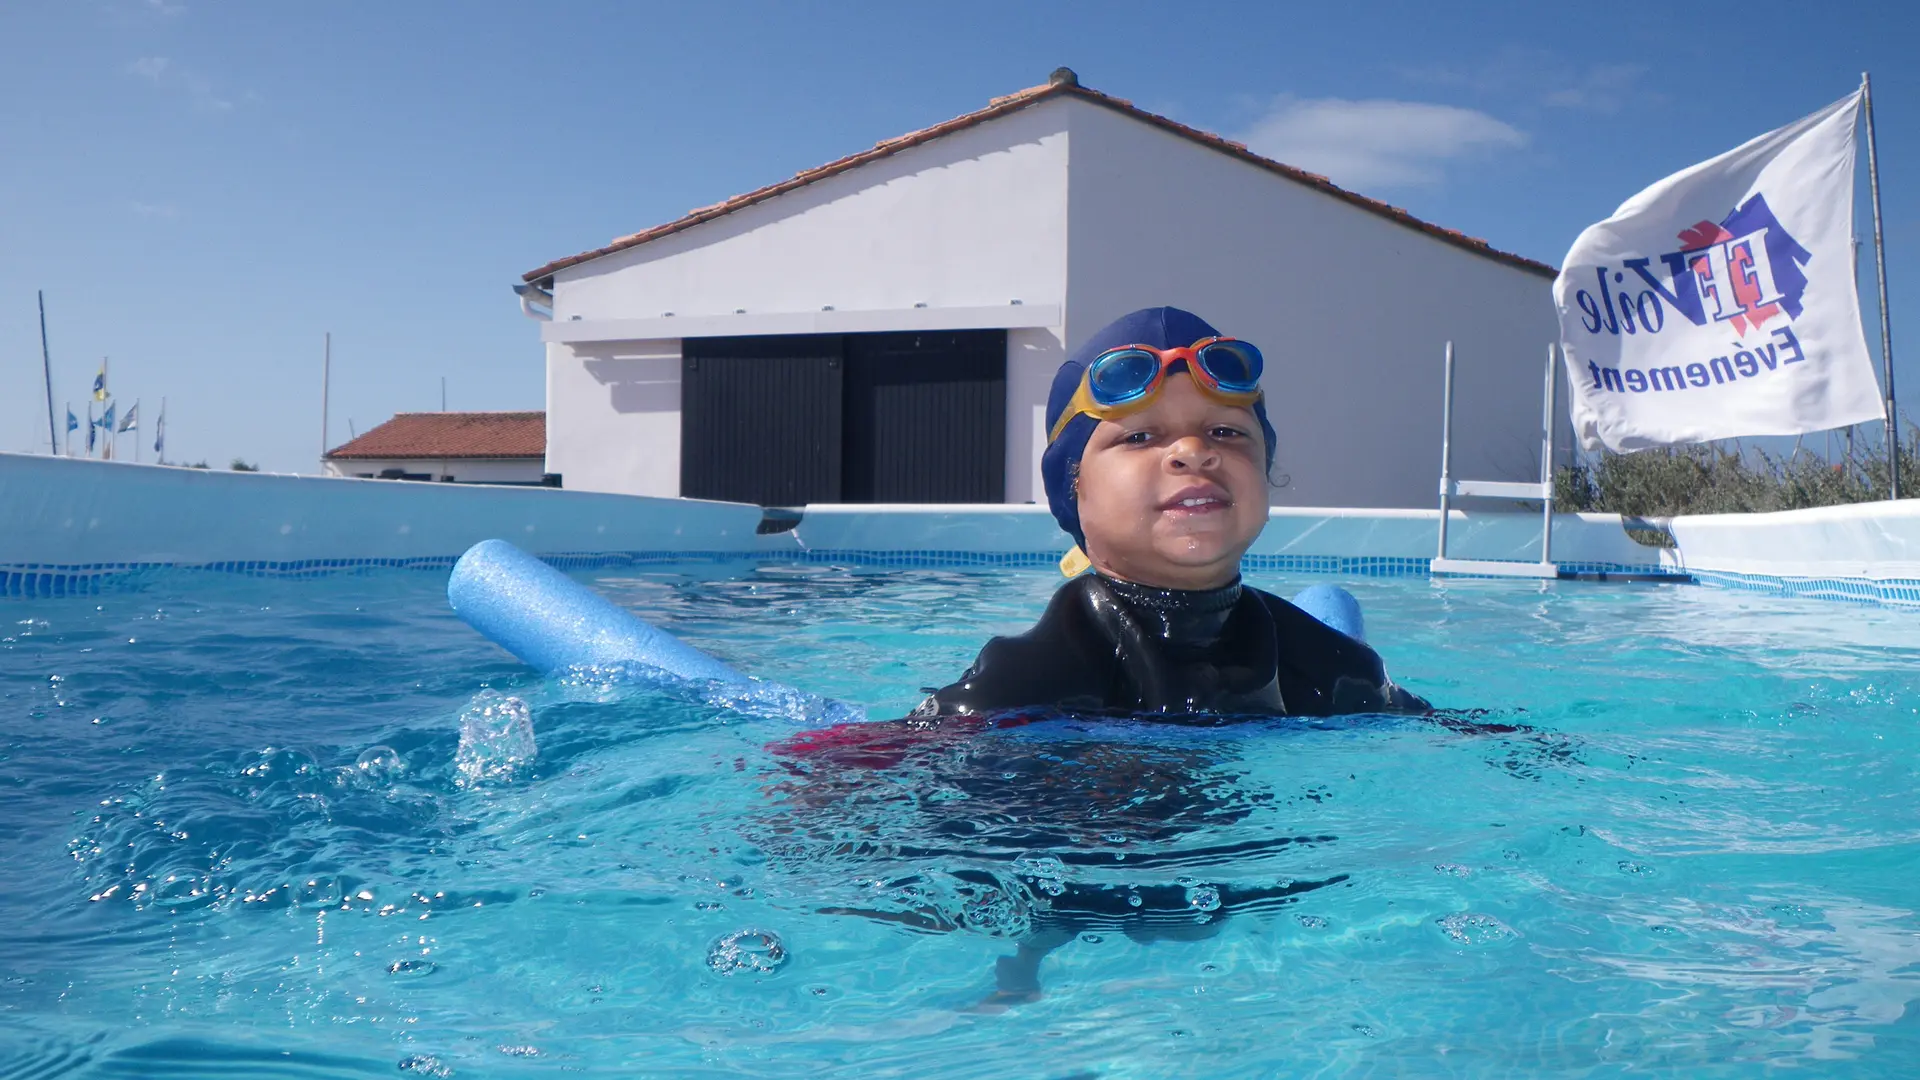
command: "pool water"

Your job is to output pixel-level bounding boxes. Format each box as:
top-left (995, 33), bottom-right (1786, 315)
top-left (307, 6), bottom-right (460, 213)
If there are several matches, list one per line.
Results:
top-left (2, 564), bottom-right (1917, 1077)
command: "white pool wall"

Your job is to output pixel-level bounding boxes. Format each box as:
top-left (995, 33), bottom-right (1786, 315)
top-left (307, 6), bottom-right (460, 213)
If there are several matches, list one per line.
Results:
top-left (1668, 500), bottom-right (1920, 603)
top-left (9, 452), bottom-right (1920, 606)
top-left (0, 453), bottom-right (761, 574)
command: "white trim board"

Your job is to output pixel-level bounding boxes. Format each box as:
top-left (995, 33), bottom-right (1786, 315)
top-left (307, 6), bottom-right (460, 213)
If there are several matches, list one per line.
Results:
top-left (542, 304), bottom-right (1063, 344)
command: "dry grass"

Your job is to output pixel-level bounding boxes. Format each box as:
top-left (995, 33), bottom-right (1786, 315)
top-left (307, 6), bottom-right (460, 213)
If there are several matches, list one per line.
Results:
top-left (1553, 437), bottom-right (1918, 518)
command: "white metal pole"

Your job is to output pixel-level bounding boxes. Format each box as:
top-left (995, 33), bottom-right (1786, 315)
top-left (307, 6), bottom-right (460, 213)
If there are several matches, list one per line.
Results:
top-left (1540, 343), bottom-right (1557, 565)
top-left (1863, 72), bottom-right (1900, 499)
top-left (1437, 341), bottom-right (1456, 560)
top-left (321, 332), bottom-right (332, 467)
top-left (38, 291), bottom-right (57, 455)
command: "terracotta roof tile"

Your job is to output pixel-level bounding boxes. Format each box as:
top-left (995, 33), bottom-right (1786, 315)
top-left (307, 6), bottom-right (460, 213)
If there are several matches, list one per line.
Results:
top-left (525, 78), bottom-right (1556, 284)
top-left (325, 411), bottom-right (545, 460)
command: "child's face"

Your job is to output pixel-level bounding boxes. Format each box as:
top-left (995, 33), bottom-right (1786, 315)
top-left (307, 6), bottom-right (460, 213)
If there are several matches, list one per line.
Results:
top-left (1073, 371), bottom-right (1270, 590)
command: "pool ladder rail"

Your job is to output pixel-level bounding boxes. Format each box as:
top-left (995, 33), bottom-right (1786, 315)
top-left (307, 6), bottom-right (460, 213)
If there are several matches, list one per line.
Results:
top-left (1431, 341), bottom-right (1562, 580)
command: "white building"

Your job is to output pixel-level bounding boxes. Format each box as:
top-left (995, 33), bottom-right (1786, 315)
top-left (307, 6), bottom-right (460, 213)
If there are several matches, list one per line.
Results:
top-left (322, 411), bottom-right (551, 485)
top-left (519, 70), bottom-right (1563, 508)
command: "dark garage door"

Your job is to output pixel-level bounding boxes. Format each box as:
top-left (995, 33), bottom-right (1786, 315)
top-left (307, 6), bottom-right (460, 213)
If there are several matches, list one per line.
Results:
top-left (681, 329), bottom-right (1005, 505)
top-left (680, 335), bottom-right (844, 507)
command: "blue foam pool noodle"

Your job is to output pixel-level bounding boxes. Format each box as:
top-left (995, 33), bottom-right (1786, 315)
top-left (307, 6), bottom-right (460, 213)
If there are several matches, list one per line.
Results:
top-left (448, 539), bottom-right (745, 683)
top-left (1291, 584), bottom-right (1365, 643)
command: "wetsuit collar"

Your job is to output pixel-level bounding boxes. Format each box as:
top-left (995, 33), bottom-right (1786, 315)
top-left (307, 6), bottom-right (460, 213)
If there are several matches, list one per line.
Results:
top-left (1097, 574), bottom-right (1243, 644)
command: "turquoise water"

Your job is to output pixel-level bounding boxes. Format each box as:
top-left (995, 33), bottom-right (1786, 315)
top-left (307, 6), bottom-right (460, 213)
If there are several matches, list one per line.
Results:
top-left (2, 564), bottom-right (1918, 1077)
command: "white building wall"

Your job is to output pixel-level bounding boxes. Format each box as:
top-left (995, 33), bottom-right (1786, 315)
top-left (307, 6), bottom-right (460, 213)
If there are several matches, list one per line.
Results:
top-left (322, 457), bottom-right (544, 483)
top-left (1006, 326), bottom-right (1066, 503)
top-left (543, 99), bottom-right (1076, 500)
top-left (545, 339), bottom-right (682, 497)
top-left (549, 100), bottom-right (1072, 320)
top-left (1063, 102), bottom-right (1564, 510)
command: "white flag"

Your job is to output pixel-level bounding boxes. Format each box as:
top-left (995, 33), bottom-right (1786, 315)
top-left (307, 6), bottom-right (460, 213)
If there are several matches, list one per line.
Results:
top-left (1554, 91), bottom-right (1884, 453)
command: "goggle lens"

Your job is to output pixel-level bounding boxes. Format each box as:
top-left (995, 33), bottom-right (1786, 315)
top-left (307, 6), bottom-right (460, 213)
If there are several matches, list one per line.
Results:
top-left (1087, 348), bottom-right (1161, 406)
top-left (1197, 340), bottom-right (1262, 391)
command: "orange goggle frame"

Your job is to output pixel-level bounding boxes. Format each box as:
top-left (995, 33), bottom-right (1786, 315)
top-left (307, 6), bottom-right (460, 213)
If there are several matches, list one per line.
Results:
top-left (1047, 337), bottom-right (1264, 443)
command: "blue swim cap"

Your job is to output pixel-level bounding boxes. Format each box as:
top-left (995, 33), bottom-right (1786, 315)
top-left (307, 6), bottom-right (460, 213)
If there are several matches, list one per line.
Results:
top-left (1042, 307), bottom-right (1278, 551)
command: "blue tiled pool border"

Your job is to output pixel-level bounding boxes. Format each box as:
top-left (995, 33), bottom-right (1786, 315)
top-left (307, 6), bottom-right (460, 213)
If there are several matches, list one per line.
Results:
top-left (1686, 568), bottom-right (1920, 607)
top-left (6, 549), bottom-right (1695, 600)
top-left (15, 549), bottom-right (1915, 608)
top-left (0, 551), bottom-right (761, 599)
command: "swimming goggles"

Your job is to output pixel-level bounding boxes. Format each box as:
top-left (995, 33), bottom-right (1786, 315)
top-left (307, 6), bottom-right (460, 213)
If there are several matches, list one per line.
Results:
top-left (1048, 337), bottom-right (1265, 443)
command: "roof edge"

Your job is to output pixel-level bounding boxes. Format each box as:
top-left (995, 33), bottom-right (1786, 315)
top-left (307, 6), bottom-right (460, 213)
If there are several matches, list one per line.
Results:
top-left (523, 80), bottom-right (1556, 285)
top-left (323, 451), bottom-right (547, 460)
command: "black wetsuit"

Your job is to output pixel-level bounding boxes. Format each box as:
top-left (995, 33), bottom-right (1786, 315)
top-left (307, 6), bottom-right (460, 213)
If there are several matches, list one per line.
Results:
top-left (793, 574), bottom-right (1430, 1002)
top-left (919, 573), bottom-right (1428, 719)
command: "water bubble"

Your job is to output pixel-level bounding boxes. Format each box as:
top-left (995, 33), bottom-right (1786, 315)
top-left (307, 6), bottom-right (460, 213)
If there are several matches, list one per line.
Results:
top-left (958, 884), bottom-right (1028, 936)
top-left (354, 746), bottom-right (402, 782)
top-left (1014, 855), bottom-right (1068, 898)
top-left (397, 1056), bottom-right (452, 1077)
top-left (1616, 860), bottom-right (1656, 877)
top-left (1769, 903), bottom-right (1819, 923)
top-left (1434, 863), bottom-right (1472, 878)
top-left (496, 1046), bottom-right (539, 1058)
top-left (1184, 883), bottom-right (1221, 912)
top-left (454, 692), bottom-right (536, 789)
top-left (1436, 912), bottom-right (1519, 946)
top-left (386, 959), bottom-right (437, 978)
top-left (1126, 892), bottom-right (1144, 908)
top-left (706, 929), bottom-right (788, 976)
top-left (1294, 914), bottom-right (1329, 929)
top-left (1014, 855), bottom-right (1066, 879)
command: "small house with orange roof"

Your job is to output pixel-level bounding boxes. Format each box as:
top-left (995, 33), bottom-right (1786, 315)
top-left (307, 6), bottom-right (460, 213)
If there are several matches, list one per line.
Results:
top-left (517, 69), bottom-right (1561, 508)
top-left (322, 411), bottom-right (551, 485)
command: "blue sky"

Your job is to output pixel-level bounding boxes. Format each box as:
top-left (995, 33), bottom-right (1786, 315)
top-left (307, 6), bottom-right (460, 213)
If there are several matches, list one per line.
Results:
top-left (3, 0), bottom-right (1915, 471)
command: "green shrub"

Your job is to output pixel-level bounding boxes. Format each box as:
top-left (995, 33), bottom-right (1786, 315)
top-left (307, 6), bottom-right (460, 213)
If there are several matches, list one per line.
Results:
top-left (1554, 434), bottom-right (1918, 518)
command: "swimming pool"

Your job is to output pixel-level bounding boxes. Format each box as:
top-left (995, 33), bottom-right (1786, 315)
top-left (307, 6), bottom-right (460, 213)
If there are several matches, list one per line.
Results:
top-left (3, 564), bottom-right (1917, 1077)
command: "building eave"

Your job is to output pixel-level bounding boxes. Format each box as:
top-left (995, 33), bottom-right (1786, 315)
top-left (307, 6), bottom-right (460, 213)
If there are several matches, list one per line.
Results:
top-left (523, 79), bottom-right (1557, 286)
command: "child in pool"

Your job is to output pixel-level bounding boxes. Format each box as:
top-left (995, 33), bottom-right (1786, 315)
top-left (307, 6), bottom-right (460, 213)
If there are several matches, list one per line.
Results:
top-left (916, 306), bottom-right (1428, 720)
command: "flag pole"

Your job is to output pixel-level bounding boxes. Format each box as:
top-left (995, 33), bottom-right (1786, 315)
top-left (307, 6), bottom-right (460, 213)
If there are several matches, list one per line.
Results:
top-left (321, 331), bottom-right (331, 470)
top-left (64, 401), bottom-right (71, 457)
top-left (1864, 71), bottom-right (1900, 499)
top-left (38, 291), bottom-right (58, 455)
top-left (157, 396), bottom-right (165, 464)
